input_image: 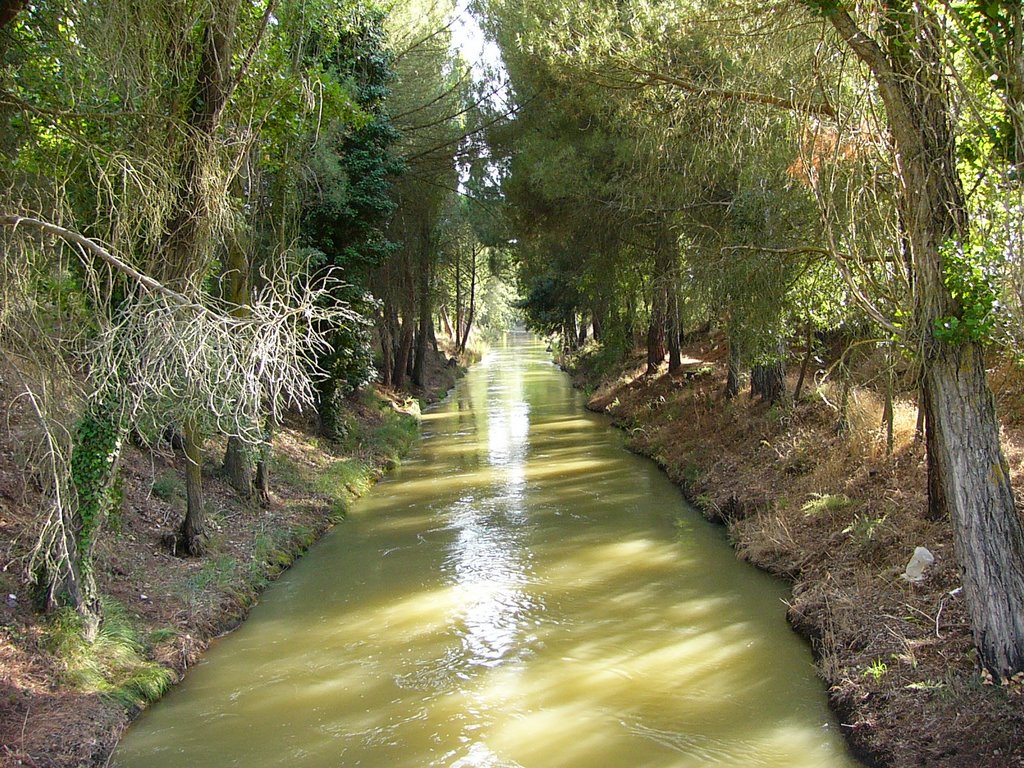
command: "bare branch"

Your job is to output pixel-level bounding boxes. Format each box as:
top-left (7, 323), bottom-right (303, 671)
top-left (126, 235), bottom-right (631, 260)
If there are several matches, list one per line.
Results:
top-left (634, 67), bottom-right (837, 119)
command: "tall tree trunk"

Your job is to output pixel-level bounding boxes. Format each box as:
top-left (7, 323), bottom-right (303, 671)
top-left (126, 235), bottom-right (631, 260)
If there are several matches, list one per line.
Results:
top-left (750, 339), bottom-right (786, 405)
top-left (882, 345), bottom-right (895, 456)
top-left (793, 322), bottom-right (814, 401)
top-left (378, 306), bottom-right (395, 388)
top-left (454, 251), bottom-right (463, 343)
top-left (429, 316), bottom-right (439, 354)
top-left (179, 419), bottom-right (207, 556)
top-left (667, 291), bottom-right (681, 373)
top-left (750, 360), bottom-right (785, 405)
top-left (223, 436), bottom-right (253, 498)
top-left (158, 0), bottom-right (240, 287)
top-left (1006, 4), bottom-right (1024, 169)
top-left (48, 509), bottom-right (100, 641)
top-left (254, 417), bottom-right (272, 506)
top-left (440, 304), bottom-right (454, 341)
top-left (392, 316), bottom-right (414, 390)
top-left (413, 248), bottom-right (432, 388)
top-left (829, 7), bottom-right (1024, 676)
top-left (459, 245), bottom-right (478, 353)
top-left (222, 232), bottom-right (254, 497)
top-left (0, 0), bottom-right (25, 30)
top-left (158, 0), bottom-right (240, 555)
top-left (646, 287), bottom-right (666, 375)
top-left (725, 337), bottom-right (741, 399)
top-left (662, 229), bottom-right (682, 373)
top-left (835, 362), bottom-right (851, 436)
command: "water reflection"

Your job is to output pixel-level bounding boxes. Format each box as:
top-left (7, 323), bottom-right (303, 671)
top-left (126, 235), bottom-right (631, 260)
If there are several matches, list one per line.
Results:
top-left (113, 333), bottom-right (861, 768)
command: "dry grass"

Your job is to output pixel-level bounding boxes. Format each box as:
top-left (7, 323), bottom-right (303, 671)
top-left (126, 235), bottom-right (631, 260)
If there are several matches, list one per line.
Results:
top-left (575, 333), bottom-right (1024, 768)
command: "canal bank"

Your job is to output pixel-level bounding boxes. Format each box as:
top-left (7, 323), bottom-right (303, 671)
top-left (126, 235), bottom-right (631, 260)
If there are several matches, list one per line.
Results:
top-left (0, 352), bottom-right (463, 768)
top-left (113, 333), bottom-right (858, 768)
top-left (567, 334), bottom-right (1024, 768)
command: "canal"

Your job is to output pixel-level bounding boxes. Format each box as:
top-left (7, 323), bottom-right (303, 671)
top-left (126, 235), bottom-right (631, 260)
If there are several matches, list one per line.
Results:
top-left (113, 333), bottom-right (860, 767)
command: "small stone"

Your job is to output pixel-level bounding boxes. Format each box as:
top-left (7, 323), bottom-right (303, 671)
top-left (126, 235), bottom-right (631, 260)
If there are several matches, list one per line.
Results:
top-left (6, 593), bottom-right (16, 607)
top-left (903, 546), bottom-right (935, 582)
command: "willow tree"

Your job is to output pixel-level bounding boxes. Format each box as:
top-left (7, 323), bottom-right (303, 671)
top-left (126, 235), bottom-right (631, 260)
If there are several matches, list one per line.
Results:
top-left (0, 0), bottom-right (365, 633)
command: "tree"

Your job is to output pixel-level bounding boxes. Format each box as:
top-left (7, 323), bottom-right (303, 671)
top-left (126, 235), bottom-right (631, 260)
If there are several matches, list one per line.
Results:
top-left (0, 0), bottom-right (370, 634)
top-left (487, 0), bottom-right (1024, 677)
top-left (815, 0), bottom-right (1024, 678)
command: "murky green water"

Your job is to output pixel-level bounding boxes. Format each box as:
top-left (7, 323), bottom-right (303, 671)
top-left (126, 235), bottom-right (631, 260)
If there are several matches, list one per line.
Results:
top-left (114, 333), bottom-right (860, 768)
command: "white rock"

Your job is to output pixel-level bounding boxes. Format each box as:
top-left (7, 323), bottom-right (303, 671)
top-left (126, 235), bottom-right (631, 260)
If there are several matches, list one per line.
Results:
top-left (903, 546), bottom-right (935, 582)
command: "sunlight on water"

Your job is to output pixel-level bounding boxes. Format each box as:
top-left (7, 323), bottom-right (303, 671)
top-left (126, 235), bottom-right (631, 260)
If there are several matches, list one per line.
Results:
top-left (113, 333), bottom-right (861, 768)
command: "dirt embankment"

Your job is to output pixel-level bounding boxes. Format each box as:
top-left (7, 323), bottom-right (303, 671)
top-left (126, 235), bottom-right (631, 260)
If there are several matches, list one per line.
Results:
top-left (0, 350), bottom-right (462, 768)
top-left (570, 335), bottom-right (1024, 768)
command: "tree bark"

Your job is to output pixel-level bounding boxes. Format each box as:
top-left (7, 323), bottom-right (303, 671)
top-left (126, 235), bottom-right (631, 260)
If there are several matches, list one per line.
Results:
top-left (255, 418), bottom-right (272, 506)
top-left (158, 0), bottom-right (240, 286)
top-left (882, 346), bottom-right (895, 456)
top-left (221, 230), bottom-right (254, 496)
top-left (725, 338), bottom-right (741, 399)
top-left (793, 323), bottom-right (814, 401)
top-left (646, 286), bottom-right (666, 375)
top-left (440, 305), bottom-right (454, 342)
top-left (454, 251), bottom-right (463, 343)
top-left (667, 290), bottom-right (682, 373)
top-left (459, 245), bottom-right (478, 353)
top-left (750, 360), bottom-right (785, 405)
top-left (827, 6), bottom-right (1024, 676)
top-left (157, 0), bottom-right (239, 555)
top-left (392, 316), bottom-right (414, 389)
top-left (413, 250), bottom-right (432, 387)
top-left (662, 229), bottom-right (682, 373)
top-left (179, 420), bottom-right (207, 556)
top-left (0, 0), bottom-right (25, 30)
top-left (378, 306), bottom-right (395, 388)
top-left (1004, 4), bottom-right (1024, 169)
top-left (925, 342), bottom-right (1024, 673)
top-left (223, 435), bottom-right (253, 498)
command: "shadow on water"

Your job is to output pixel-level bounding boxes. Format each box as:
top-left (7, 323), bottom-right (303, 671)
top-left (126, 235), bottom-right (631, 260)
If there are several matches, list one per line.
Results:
top-left (113, 333), bottom-right (863, 768)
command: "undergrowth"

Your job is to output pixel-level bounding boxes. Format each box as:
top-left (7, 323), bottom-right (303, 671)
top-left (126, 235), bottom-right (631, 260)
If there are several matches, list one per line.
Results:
top-left (47, 598), bottom-right (172, 709)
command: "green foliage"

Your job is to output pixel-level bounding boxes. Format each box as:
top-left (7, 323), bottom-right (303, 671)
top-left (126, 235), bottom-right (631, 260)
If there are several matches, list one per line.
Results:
top-left (181, 556), bottom-right (239, 616)
top-left (300, 3), bottom-right (404, 397)
top-left (801, 493), bottom-right (854, 517)
top-left (47, 600), bottom-right (172, 709)
top-left (863, 658), bottom-right (889, 682)
top-left (934, 240), bottom-right (1000, 344)
top-left (151, 472), bottom-right (184, 501)
top-left (315, 457), bottom-right (373, 499)
top-left (843, 512), bottom-right (888, 545)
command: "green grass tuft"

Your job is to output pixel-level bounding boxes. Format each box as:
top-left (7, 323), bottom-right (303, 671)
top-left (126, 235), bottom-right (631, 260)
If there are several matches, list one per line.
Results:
top-left (47, 598), bottom-right (173, 709)
top-left (801, 493), bottom-right (854, 517)
top-left (151, 471), bottom-right (184, 501)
